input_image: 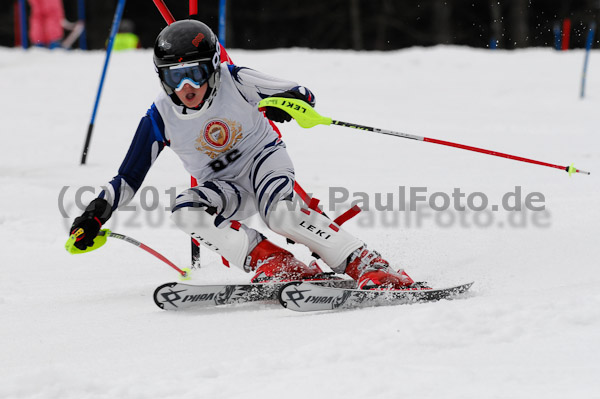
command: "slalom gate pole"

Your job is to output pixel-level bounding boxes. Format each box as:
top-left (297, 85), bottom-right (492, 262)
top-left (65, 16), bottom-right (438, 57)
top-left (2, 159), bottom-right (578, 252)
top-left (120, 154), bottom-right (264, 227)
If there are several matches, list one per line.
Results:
top-left (562, 18), bottom-right (571, 50)
top-left (65, 228), bottom-right (191, 279)
top-left (152, 0), bottom-right (206, 267)
top-left (80, 0), bottom-right (126, 164)
top-left (18, 0), bottom-right (28, 49)
top-left (580, 22), bottom-right (596, 99)
top-left (78, 0), bottom-right (87, 50)
top-left (553, 22), bottom-right (561, 50)
top-left (148, 1), bottom-right (240, 268)
top-left (258, 97), bottom-right (591, 176)
top-left (219, 0), bottom-right (227, 45)
top-left (153, 0), bottom-right (175, 24)
top-left (189, 0), bottom-right (198, 16)
top-left (187, 1), bottom-right (201, 268)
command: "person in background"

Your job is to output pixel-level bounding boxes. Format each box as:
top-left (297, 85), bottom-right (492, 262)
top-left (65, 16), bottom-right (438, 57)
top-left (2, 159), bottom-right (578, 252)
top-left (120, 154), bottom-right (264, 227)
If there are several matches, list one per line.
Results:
top-left (112, 19), bottom-right (140, 51)
top-left (27, 0), bottom-right (64, 49)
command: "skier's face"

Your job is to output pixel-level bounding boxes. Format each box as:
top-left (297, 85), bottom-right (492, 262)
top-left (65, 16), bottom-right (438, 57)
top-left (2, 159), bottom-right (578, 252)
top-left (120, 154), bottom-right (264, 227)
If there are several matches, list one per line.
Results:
top-left (175, 82), bottom-right (208, 108)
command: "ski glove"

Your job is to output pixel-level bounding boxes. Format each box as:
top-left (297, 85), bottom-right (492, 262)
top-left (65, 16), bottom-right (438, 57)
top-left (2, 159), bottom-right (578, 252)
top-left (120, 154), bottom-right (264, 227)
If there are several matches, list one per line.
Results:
top-left (70, 198), bottom-right (113, 250)
top-left (263, 90), bottom-right (310, 123)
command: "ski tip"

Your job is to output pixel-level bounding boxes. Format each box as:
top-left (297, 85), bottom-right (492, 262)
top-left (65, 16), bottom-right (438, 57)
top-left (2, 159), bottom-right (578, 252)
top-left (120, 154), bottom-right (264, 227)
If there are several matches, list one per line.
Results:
top-left (278, 281), bottom-right (304, 309)
top-left (153, 282), bottom-right (178, 310)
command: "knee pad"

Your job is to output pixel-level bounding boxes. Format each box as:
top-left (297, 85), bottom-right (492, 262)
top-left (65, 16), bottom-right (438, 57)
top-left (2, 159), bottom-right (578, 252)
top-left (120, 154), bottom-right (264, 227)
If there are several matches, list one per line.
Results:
top-left (266, 201), bottom-right (362, 272)
top-left (171, 206), bottom-right (261, 270)
top-left (172, 181), bottom-right (245, 224)
top-left (173, 186), bottom-right (218, 212)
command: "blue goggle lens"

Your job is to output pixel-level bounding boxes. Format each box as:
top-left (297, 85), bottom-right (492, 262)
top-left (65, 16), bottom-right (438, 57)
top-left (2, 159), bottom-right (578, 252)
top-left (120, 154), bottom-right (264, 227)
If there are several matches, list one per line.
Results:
top-left (161, 63), bottom-right (210, 90)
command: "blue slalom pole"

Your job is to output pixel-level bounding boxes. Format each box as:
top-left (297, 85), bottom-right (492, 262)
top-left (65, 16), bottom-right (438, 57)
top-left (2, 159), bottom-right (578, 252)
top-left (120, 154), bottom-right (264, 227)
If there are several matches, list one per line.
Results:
top-left (78, 0), bottom-right (87, 50)
top-left (553, 22), bottom-right (561, 50)
top-left (18, 0), bottom-right (28, 49)
top-left (81, 0), bottom-right (126, 164)
top-left (580, 22), bottom-right (596, 99)
top-left (219, 0), bottom-right (227, 45)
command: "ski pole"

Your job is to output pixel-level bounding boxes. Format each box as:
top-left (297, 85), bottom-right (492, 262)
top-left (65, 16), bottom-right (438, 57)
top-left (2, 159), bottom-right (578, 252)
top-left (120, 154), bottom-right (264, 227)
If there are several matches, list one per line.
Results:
top-left (80, 0), bottom-right (126, 164)
top-left (258, 97), bottom-right (590, 176)
top-left (65, 228), bottom-right (191, 280)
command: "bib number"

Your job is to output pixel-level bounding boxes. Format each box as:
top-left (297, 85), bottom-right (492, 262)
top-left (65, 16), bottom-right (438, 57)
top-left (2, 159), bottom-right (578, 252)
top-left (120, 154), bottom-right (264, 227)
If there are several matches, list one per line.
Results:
top-left (209, 150), bottom-right (241, 172)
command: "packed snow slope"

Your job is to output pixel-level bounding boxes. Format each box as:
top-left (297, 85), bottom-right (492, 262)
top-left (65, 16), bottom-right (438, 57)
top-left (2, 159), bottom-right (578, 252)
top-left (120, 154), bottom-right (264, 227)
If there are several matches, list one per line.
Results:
top-left (0, 46), bottom-right (599, 399)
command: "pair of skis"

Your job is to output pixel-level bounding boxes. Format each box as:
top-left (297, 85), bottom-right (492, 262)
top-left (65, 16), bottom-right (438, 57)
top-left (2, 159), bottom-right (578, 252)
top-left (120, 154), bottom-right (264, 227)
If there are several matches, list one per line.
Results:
top-left (153, 280), bottom-right (474, 312)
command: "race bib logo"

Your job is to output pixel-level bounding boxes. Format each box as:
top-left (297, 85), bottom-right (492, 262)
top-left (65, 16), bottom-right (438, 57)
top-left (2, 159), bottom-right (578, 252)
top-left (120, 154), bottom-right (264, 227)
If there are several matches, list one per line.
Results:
top-left (196, 119), bottom-right (243, 159)
top-left (205, 120), bottom-right (230, 147)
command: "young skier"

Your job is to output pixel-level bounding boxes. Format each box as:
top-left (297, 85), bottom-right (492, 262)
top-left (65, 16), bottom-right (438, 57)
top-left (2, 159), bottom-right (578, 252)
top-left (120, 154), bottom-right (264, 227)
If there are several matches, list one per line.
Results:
top-left (69, 19), bottom-right (416, 290)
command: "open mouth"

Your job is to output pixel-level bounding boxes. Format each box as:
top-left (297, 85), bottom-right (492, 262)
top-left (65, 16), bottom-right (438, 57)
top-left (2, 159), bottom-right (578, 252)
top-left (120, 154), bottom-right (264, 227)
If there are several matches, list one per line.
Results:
top-left (186, 93), bottom-right (196, 101)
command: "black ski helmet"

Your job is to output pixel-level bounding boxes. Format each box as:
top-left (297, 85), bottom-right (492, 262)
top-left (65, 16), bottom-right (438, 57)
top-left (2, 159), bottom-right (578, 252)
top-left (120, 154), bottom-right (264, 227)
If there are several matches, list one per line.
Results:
top-left (153, 20), bottom-right (221, 107)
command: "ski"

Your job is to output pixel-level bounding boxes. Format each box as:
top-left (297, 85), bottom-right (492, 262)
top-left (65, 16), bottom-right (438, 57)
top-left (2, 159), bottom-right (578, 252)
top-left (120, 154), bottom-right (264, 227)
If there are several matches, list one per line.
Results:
top-left (278, 281), bottom-right (474, 312)
top-left (153, 279), bottom-right (357, 310)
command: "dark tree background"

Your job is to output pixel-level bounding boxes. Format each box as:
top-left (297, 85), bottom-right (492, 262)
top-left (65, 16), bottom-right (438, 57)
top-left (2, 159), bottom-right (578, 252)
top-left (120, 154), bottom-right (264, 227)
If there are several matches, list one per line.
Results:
top-left (1, 0), bottom-right (599, 50)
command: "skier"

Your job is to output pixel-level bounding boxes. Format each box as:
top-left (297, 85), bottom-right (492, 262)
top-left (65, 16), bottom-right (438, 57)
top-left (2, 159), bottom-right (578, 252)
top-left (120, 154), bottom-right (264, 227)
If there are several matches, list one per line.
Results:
top-left (69, 19), bottom-right (416, 290)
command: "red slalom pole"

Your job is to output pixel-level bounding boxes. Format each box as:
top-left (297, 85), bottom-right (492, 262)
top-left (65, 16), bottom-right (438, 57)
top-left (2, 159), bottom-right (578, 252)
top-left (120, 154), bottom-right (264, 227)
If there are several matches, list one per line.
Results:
top-left (561, 18), bottom-right (571, 50)
top-left (151, 0), bottom-right (231, 267)
top-left (190, 176), bottom-right (201, 267)
top-left (189, 0), bottom-right (198, 16)
top-left (153, 0), bottom-right (175, 24)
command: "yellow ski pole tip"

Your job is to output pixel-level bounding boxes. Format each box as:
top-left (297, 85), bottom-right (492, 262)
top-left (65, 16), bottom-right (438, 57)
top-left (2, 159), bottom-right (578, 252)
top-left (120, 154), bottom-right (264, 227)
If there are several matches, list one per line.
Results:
top-left (180, 267), bottom-right (192, 281)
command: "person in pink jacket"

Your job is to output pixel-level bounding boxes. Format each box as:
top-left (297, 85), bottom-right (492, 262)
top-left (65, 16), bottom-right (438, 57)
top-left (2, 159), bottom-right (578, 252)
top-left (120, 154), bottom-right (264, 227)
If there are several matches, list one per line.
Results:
top-left (28, 0), bottom-right (64, 48)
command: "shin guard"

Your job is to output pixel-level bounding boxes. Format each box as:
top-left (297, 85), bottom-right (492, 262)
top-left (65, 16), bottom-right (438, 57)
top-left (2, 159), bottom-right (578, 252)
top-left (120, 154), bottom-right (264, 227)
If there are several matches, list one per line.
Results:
top-left (266, 202), bottom-right (362, 272)
top-left (171, 207), bottom-right (260, 269)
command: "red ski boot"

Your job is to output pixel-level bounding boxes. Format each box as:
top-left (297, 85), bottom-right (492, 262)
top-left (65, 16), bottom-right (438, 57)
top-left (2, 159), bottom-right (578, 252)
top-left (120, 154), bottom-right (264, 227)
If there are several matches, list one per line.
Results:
top-left (247, 240), bottom-right (324, 283)
top-left (344, 246), bottom-right (415, 290)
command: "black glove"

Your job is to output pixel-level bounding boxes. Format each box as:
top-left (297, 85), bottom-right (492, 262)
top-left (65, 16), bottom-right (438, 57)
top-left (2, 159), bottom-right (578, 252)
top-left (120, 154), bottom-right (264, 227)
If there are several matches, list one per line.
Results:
top-left (263, 90), bottom-right (309, 123)
top-left (70, 198), bottom-right (112, 250)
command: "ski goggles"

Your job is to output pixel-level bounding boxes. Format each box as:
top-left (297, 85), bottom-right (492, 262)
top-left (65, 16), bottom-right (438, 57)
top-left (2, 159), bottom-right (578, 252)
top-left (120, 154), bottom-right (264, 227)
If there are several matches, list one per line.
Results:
top-left (160, 62), bottom-right (211, 91)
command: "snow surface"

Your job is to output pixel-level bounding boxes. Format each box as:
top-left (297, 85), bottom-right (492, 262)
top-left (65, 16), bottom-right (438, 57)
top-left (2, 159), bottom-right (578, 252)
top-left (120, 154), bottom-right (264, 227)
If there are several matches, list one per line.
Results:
top-left (1, 45), bottom-right (599, 399)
